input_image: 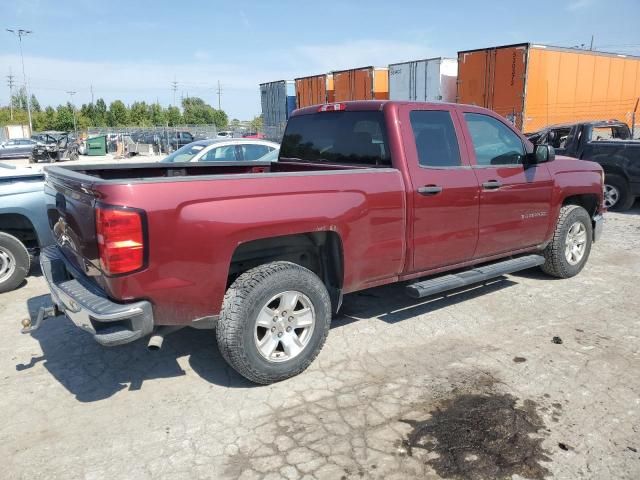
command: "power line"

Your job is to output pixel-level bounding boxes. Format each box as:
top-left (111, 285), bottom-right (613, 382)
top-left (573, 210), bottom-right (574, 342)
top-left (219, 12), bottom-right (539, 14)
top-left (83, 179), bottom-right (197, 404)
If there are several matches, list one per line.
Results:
top-left (171, 78), bottom-right (178, 107)
top-left (7, 71), bottom-right (15, 121)
top-left (6, 28), bottom-right (33, 132)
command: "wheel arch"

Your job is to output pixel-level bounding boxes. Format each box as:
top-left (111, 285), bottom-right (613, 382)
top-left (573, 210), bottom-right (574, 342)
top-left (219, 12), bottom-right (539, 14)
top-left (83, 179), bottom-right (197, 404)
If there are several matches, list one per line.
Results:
top-left (0, 212), bottom-right (39, 250)
top-left (561, 193), bottom-right (599, 217)
top-left (228, 231), bottom-right (344, 311)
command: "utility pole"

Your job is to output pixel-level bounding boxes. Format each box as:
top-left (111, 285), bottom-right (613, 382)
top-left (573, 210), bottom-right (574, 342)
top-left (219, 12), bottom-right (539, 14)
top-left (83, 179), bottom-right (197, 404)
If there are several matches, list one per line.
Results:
top-left (171, 78), bottom-right (178, 107)
top-left (67, 90), bottom-right (77, 136)
top-left (216, 80), bottom-right (222, 110)
top-left (589, 35), bottom-right (594, 51)
top-left (7, 71), bottom-right (15, 121)
top-left (90, 84), bottom-right (94, 104)
top-left (6, 28), bottom-right (33, 132)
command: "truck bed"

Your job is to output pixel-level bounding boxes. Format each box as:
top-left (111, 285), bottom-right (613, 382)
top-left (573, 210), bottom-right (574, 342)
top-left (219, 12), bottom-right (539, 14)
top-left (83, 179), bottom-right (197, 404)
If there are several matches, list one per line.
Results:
top-left (46, 161), bottom-right (364, 183)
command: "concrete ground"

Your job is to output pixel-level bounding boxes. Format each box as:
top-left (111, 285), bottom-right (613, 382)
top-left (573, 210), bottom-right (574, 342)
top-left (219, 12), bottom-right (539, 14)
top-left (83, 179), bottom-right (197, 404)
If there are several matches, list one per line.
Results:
top-left (1, 205), bottom-right (639, 479)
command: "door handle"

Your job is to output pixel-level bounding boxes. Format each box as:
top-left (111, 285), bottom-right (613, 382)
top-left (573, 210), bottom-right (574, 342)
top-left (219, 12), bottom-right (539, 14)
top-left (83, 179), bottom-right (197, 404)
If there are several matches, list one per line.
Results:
top-left (482, 180), bottom-right (502, 190)
top-left (417, 185), bottom-right (443, 195)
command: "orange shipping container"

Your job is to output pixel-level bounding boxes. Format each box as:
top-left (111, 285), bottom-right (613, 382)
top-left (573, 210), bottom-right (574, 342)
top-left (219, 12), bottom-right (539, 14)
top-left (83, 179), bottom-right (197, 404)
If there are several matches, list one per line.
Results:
top-left (295, 74), bottom-right (335, 108)
top-left (457, 43), bottom-right (640, 133)
top-left (332, 66), bottom-right (389, 102)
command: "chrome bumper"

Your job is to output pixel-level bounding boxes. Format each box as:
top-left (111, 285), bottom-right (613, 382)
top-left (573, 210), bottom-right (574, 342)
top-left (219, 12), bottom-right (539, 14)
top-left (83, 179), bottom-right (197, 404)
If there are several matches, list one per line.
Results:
top-left (593, 214), bottom-right (604, 242)
top-left (39, 246), bottom-right (154, 346)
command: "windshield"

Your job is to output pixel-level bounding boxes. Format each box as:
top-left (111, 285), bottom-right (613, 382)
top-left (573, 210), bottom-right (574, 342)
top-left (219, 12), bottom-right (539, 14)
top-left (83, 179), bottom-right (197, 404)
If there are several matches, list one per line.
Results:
top-left (160, 143), bottom-right (206, 163)
top-left (280, 111), bottom-right (391, 166)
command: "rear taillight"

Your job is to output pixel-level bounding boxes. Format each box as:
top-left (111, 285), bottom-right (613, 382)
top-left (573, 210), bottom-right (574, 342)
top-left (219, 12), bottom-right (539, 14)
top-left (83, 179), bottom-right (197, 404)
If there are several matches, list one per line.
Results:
top-left (95, 206), bottom-right (145, 275)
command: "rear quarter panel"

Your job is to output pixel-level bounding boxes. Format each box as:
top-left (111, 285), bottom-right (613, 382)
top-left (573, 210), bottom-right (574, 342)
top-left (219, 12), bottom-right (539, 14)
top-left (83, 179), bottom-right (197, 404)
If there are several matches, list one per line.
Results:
top-left (95, 170), bottom-right (406, 324)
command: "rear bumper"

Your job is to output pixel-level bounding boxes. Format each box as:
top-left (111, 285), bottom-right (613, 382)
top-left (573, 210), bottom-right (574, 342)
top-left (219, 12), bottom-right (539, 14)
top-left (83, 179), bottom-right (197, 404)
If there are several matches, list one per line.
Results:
top-left (40, 246), bottom-right (154, 346)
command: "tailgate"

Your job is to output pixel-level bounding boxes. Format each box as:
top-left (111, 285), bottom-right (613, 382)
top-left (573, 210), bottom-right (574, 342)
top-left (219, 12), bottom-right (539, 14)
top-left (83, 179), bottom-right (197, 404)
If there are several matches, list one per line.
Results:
top-left (45, 168), bottom-right (102, 280)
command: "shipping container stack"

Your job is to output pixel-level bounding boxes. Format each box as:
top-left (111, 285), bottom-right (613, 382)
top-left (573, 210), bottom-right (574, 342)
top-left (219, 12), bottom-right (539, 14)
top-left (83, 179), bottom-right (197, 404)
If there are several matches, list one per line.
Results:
top-left (456, 43), bottom-right (640, 133)
top-left (295, 74), bottom-right (335, 108)
top-left (259, 80), bottom-right (296, 141)
top-left (332, 66), bottom-right (389, 102)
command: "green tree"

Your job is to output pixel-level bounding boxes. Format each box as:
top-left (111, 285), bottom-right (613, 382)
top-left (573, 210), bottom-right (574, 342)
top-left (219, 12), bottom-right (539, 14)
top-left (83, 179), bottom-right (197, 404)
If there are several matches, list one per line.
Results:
top-left (212, 109), bottom-right (228, 129)
top-left (129, 101), bottom-right (150, 126)
top-left (94, 98), bottom-right (108, 126)
top-left (30, 94), bottom-right (41, 112)
top-left (249, 114), bottom-right (263, 133)
top-left (11, 86), bottom-right (28, 110)
top-left (149, 103), bottom-right (167, 126)
top-left (166, 106), bottom-right (182, 126)
top-left (41, 106), bottom-right (57, 130)
top-left (107, 100), bottom-right (129, 126)
top-left (55, 104), bottom-right (75, 131)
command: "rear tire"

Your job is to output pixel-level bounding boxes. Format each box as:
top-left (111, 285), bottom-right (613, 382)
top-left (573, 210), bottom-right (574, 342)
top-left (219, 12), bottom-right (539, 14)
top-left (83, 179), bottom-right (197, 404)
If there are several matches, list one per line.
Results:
top-left (0, 232), bottom-right (31, 293)
top-left (216, 261), bottom-right (331, 384)
top-left (604, 174), bottom-right (634, 211)
top-left (541, 205), bottom-right (592, 279)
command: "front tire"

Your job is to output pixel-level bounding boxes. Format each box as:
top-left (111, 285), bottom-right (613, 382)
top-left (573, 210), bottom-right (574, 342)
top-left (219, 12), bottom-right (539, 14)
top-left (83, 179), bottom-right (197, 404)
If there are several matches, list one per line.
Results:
top-left (541, 205), bottom-right (592, 279)
top-left (0, 232), bottom-right (31, 293)
top-left (216, 261), bottom-right (332, 384)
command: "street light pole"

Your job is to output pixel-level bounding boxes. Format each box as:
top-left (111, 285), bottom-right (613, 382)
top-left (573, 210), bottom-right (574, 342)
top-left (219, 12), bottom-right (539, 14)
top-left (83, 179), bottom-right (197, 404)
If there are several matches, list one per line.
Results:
top-left (67, 91), bottom-right (77, 136)
top-left (6, 29), bottom-right (33, 133)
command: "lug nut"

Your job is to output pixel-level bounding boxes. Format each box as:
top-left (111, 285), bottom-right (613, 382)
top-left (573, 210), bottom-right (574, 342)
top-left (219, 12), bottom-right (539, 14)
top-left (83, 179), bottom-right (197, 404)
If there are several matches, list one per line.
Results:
top-left (286, 326), bottom-right (292, 332)
top-left (288, 316), bottom-right (293, 322)
top-left (271, 327), bottom-right (276, 332)
top-left (282, 311), bottom-right (287, 316)
top-left (278, 332), bottom-right (283, 337)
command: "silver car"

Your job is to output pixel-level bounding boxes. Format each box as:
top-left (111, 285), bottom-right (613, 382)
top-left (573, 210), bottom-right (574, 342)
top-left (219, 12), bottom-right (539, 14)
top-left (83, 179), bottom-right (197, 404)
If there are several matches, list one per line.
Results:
top-left (0, 138), bottom-right (37, 159)
top-left (160, 139), bottom-right (279, 163)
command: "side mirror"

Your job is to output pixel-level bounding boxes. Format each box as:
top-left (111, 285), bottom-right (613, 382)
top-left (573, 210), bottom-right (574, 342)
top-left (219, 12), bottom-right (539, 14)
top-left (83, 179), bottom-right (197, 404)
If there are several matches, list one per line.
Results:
top-left (532, 144), bottom-right (555, 163)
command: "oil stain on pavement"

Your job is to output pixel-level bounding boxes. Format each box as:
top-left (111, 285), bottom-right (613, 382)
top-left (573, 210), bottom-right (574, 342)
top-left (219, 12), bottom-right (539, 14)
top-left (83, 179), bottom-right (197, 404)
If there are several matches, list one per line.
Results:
top-left (401, 393), bottom-right (551, 480)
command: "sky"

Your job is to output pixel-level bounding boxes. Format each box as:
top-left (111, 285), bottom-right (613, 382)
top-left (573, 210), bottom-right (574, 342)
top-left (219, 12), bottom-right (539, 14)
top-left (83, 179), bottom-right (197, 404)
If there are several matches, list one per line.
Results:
top-left (1, 0), bottom-right (639, 120)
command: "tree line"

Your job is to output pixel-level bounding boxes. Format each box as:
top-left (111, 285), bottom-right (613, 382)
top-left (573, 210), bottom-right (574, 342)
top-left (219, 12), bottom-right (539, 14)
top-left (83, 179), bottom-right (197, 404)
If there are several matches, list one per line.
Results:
top-left (1, 87), bottom-right (230, 131)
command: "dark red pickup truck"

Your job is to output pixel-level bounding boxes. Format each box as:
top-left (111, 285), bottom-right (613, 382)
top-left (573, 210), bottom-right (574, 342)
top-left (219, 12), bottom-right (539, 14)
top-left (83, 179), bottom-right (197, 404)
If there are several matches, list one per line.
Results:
top-left (29, 101), bottom-right (604, 384)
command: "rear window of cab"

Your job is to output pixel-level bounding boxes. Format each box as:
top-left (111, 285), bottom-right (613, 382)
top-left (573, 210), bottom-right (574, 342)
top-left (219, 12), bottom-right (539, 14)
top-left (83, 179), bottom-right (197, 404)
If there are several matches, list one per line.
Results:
top-left (280, 111), bottom-right (391, 167)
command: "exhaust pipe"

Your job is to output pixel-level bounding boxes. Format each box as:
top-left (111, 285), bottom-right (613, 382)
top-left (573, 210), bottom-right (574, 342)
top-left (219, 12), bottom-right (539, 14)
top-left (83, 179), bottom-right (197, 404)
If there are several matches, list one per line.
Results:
top-left (147, 326), bottom-right (183, 351)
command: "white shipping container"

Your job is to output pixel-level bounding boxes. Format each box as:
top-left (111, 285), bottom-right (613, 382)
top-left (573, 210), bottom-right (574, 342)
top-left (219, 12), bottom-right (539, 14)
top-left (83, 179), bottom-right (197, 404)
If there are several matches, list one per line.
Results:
top-left (388, 58), bottom-right (458, 102)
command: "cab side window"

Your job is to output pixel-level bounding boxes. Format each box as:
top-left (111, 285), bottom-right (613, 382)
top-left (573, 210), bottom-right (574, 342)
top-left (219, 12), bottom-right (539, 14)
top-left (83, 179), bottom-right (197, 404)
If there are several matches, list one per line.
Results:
top-left (410, 110), bottom-right (462, 167)
top-left (464, 113), bottom-right (525, 166)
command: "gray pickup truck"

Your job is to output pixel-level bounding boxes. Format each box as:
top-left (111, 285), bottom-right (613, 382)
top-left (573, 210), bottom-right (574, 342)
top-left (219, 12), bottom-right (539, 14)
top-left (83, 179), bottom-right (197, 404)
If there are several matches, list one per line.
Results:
top-left (0, 163), bottom-right (54, 292)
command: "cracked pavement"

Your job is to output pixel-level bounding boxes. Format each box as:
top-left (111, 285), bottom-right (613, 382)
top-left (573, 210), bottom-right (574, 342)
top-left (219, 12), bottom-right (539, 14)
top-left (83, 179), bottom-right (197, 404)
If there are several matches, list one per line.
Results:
top-left (1, 206), bottom-right (639, 479)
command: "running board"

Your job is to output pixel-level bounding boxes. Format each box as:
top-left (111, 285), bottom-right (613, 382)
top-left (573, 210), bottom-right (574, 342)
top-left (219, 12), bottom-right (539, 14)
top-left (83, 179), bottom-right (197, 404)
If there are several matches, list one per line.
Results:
top-left (405, 255), bottom-right (545, 299)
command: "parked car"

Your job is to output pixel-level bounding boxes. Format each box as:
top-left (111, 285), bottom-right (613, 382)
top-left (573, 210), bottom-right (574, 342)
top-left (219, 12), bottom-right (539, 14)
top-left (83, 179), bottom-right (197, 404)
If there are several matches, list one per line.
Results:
top-left (30, 101), bottom-right (604, 384)
top-left (0, 138), bottom-right (37, 159)
top-left (0, 163), bottom-right (54, 292)
top-left (160, 139), bottom-right (279, 163)
top-left (162, 131), bottom-right (194, 152)
top-left (217, 131), bottom-right (234, 138)
top-left (242, 132), bottom-right (266, 139)
top-left (30, 131), bottom-right (79, 163)
top-left (527, 120), bottom-right (640, 210)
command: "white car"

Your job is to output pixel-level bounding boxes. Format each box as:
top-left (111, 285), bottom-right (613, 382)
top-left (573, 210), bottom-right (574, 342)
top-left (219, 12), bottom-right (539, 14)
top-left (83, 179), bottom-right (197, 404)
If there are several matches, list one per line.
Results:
top-left (160, 139), bottom-right (279, 163)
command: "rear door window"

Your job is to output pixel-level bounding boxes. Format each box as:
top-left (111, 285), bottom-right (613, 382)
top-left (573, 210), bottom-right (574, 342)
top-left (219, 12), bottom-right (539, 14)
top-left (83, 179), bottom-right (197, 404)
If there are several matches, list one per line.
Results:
top-left (280, 111), bottom-right (391, 166)
top-left (240, 144), bottom-right (272, 160)
top-left (410, 111), bottom-right (462, 167)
